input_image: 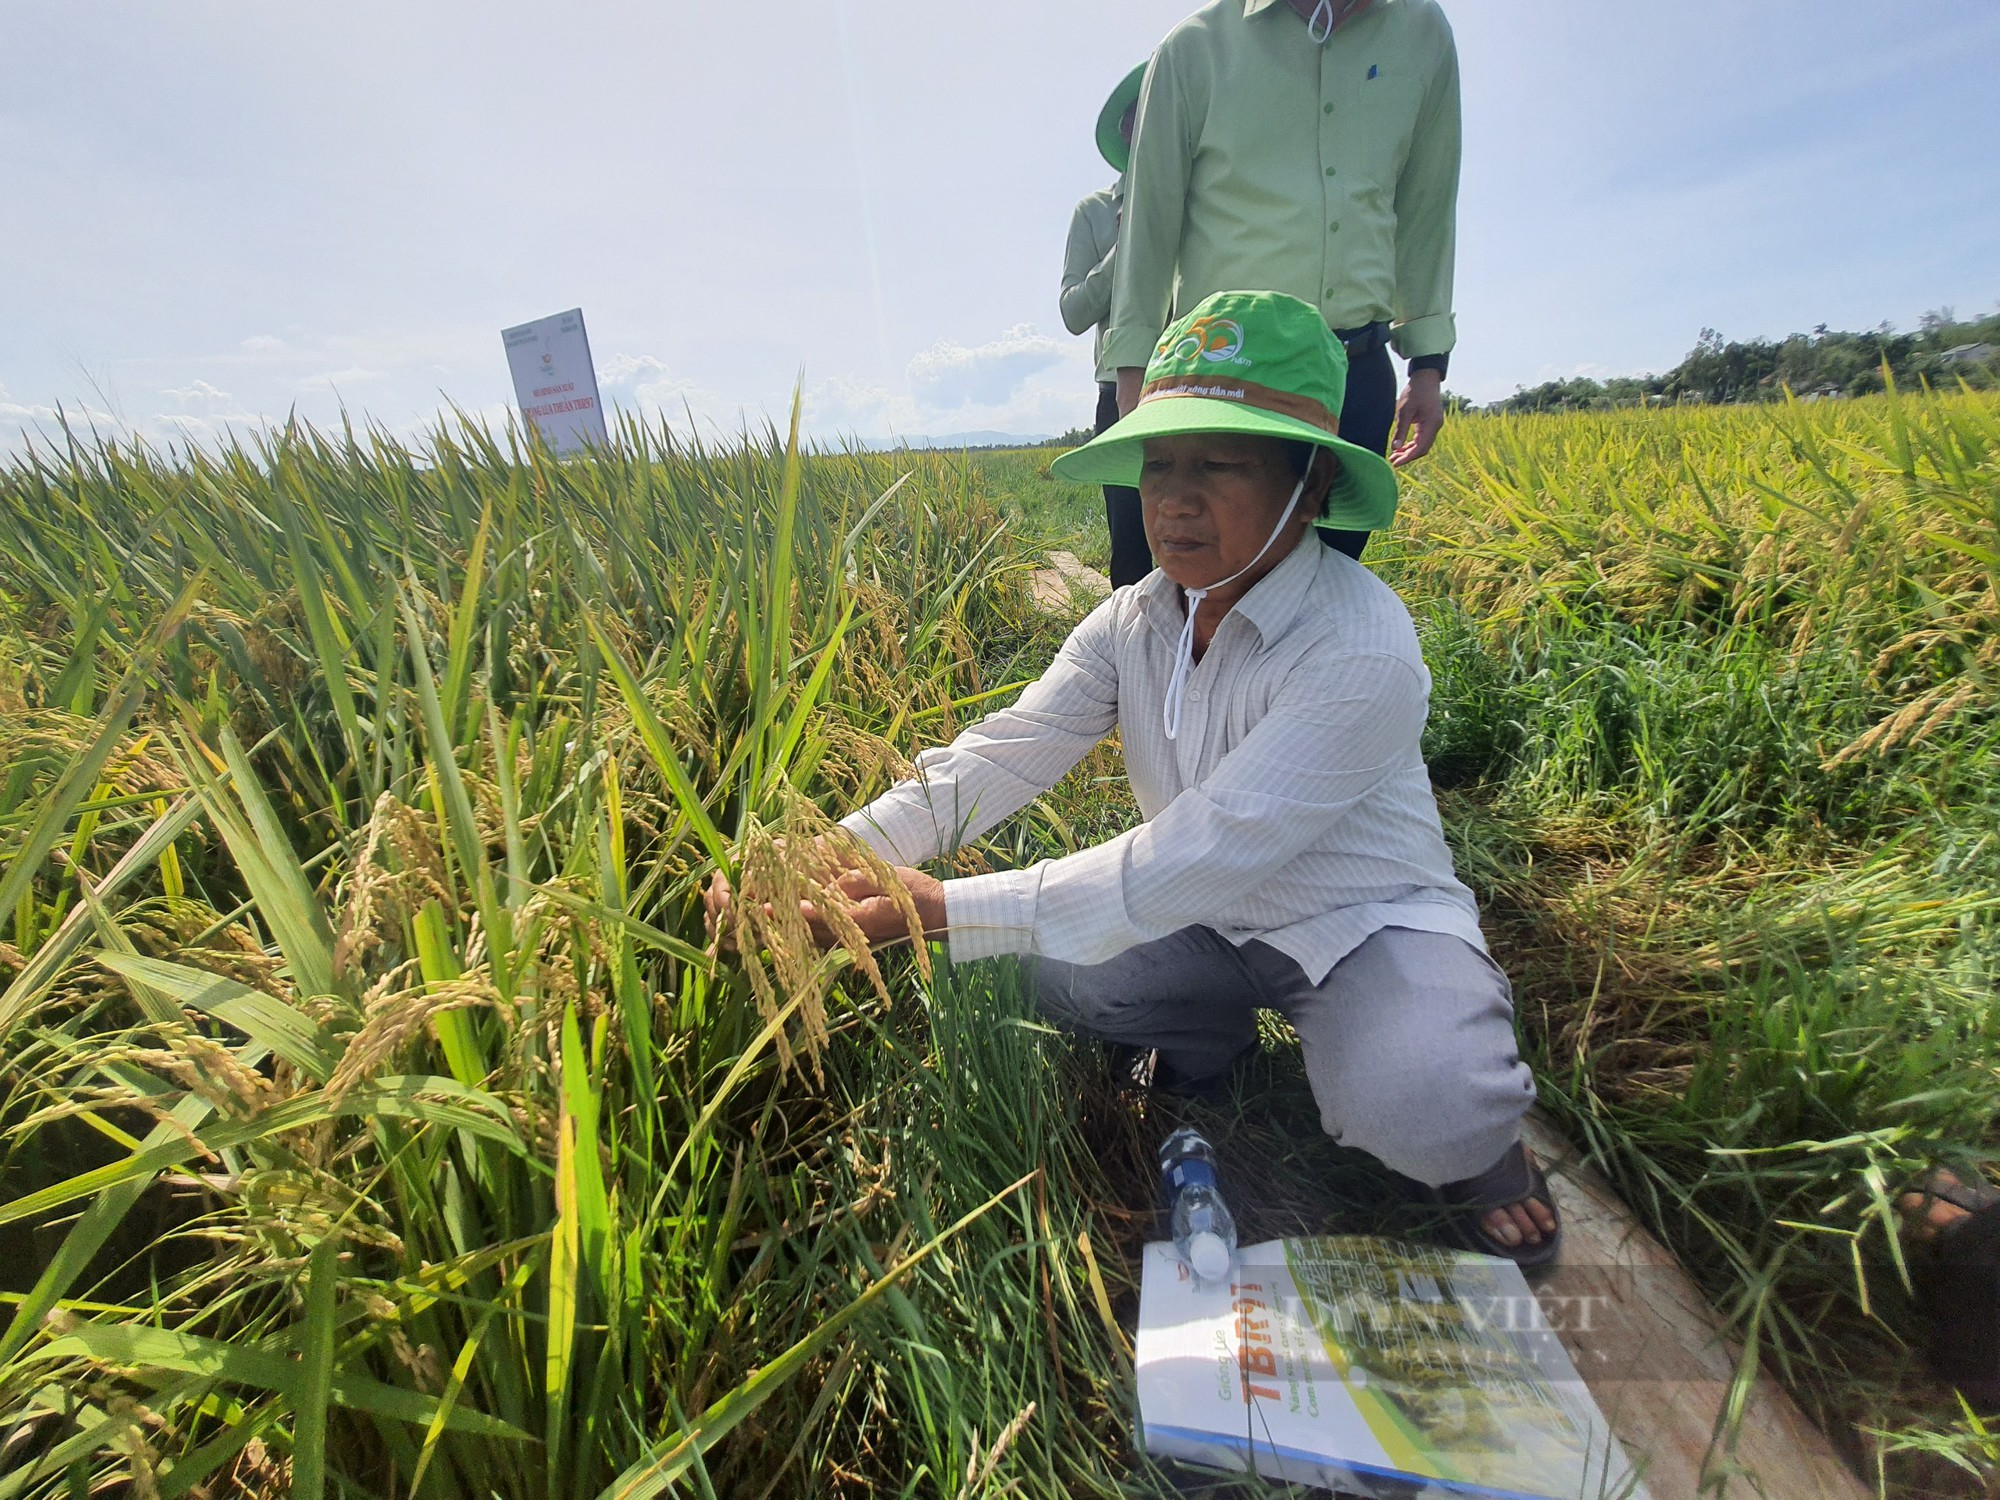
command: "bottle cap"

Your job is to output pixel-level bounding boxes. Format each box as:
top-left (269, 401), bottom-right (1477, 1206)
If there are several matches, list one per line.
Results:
top-left (1187, 1231), bottom-right (1231, 1282)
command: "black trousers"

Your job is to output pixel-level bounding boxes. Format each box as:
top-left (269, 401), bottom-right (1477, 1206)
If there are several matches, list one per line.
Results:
top-left (1096, 383), bottom-right (1152, 587)
top-left (1320, 339), bottom-right (1396, 562)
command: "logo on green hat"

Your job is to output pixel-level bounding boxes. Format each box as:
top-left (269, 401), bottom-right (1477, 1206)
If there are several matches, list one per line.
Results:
top-left (1170, 316), bottom-right (1246, 366)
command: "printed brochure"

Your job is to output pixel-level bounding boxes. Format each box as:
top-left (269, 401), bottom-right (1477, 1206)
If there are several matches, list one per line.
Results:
top-left (1135, 1236), bottom-right (1646, 1500)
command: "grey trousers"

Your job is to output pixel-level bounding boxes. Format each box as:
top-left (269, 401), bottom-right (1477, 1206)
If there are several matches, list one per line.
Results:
top-left (1032, 925), bottom-right (1536, 1187)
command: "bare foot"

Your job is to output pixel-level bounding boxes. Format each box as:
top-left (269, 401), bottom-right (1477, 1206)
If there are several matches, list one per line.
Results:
top-left (1899, 1167), bottom-right (1982, 1244)
top-left (1478, 1147), bottom-right (1560, 1249)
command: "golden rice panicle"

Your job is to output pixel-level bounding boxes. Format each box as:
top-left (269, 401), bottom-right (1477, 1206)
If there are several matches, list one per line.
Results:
top-left (332, 791), bottom-right (453, 983)
top-left (730, 818), bottom-right (819, 1074)
top-left (25, 1016), bottom-right (279, 1138)
top-left (1823, 677), bottom-right (1983, 768)
top-left (727, 787), bottom-right (931, 1075)
top-left (326, 968), bottom-right (500, 1106)
top-left (812, 719), bottom-right (915, 808)
top-left (0, 641), bottom-right (31, 714)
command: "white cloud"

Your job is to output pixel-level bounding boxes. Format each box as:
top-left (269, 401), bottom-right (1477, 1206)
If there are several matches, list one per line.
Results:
top-left (0, 396), bottom-right (60, 425)
top-left (975, 362), bottom-right (1100, 435)
top-left (0, 396), bottom-right (129, 452)
top-left (598, 353), bottom-right (673, 387)
top-left (146, 412), bottom-right (244, 446)
top-left (907, 324), bottom-right (1067, 411)
top-left (209, 327), bottom-right (491, 373)
top-left (298, 366), bottom-right (387, 391)
top-left (161, 378), bottom-right (234, 405)
top-left (590, 353), bottom-right (756, 438)
top-left (798, 343), bottom-right (1097, 444)
top-left (3, 373), bottom-right (266, 456)
top-left (803, 373), bottom-right (917, 439)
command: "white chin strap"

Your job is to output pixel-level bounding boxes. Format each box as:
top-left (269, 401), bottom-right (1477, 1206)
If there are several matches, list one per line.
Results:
top-left (1162, 477), bottom-right (1306, 741)
top-left (1308, 0), bottom-right (1336, 44)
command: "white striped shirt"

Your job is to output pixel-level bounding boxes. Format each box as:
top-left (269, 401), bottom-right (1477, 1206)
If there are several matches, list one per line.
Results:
top-left (840, 533), bottom-right (1485, 980)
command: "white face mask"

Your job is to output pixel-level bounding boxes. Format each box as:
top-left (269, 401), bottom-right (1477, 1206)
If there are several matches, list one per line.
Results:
top-left (1308, 0), bottom-right (1336, 44)
top-left (1162, 475), bottom-right (1307, 741)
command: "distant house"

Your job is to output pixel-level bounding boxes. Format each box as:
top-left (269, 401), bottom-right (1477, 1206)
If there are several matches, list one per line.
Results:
top-left (1939, 343), bottom-right (1997, 367)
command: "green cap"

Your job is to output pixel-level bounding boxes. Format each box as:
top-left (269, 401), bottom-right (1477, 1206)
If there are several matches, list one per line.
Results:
top-left (1050, 290), bottom-right (1399, 533)
top-left (1096, 63), bottom-right (1146, 173)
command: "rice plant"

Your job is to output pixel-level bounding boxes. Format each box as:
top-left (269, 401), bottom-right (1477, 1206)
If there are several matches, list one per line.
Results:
top-left (0, 410), bottom-right (1151, 1497)
top-left (1367, 385), bottom-right (2000, 1494)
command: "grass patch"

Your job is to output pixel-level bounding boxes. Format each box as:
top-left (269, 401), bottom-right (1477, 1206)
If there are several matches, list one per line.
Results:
top-left (965, 448), bottom-right (1107, 569)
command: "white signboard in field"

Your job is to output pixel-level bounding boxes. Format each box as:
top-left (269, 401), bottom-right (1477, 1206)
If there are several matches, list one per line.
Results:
top-left (1136, 1236), bottom-right (1645, 1500)
top-left (502, 307), bottom-right (608, 454)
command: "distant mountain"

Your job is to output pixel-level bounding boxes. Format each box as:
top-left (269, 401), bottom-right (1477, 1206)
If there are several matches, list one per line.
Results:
top-left (861, 430), bottom-right (1055, 452)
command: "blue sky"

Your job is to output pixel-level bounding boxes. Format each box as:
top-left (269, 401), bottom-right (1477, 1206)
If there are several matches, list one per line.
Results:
top-left (4, 1), bottom-right (1996, 453)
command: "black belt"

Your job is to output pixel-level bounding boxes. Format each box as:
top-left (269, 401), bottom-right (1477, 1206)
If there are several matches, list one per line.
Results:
top-left (1335, 320), bottom-right (1390, 358)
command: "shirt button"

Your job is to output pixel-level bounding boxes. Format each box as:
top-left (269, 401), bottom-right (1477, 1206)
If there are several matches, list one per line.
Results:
top-left (1324, 166), bottom-right (1337, 177)
top-left (1326, 288), bottom-right (1337, 299)
top-left (1189, 689), bottom-right (1202, 702)
top-left (1329, 221), bottom-right (1341, 233)
top-left (1322, 102), bottom-right (1334, 114)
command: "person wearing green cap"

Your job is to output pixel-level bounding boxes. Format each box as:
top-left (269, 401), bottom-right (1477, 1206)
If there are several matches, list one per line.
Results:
top-left (1060, 63), bottom-right (1150, 586)
top-left (1108, 0), bottom-right (1462, 561)
top-left (704, 290), bottom-right (1559, 1266)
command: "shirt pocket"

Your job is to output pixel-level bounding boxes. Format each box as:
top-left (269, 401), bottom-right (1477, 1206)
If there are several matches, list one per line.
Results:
top-left (1342, 76), bottom-right (1426, 185)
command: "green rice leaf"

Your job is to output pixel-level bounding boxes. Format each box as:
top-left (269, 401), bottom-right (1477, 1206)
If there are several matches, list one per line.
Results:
top-left (584, 613), bottom-right (731, 872)
top-left (0, 578), bottom-right (199, 939)
top-left (291, 1235), bottom-right (342, 1500)
top-left (92, 951), bottom-right (335, 1083)
top-left (596, 1172), bottom-right (1035, 1500)
top-left (33, 1321), bottom-right (531, 1440)
top-left (0, 1075), bottom-right (528, 1229)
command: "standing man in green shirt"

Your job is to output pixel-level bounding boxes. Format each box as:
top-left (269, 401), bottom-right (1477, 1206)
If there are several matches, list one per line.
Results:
top-left (1107, 0), bottom-right (1460, 559)
top-left (1060, 64), bottom-right (1152, 586)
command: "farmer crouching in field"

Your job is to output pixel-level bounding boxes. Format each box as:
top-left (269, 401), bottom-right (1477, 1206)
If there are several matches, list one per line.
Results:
top-left (706, 289), bottom-right (1559, 1265)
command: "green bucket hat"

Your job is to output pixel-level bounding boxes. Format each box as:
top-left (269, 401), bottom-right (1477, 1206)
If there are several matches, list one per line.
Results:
top-left (1050, 289), bottom-right (1399, 533)
top-left (1095, 62), bottom-right (1146, 173)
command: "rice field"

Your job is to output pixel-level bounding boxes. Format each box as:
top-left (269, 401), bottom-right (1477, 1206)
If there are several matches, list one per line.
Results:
top-left (1, 385), bottom-right (1997, 1496)
top-left (1381, 390), bottom-right (2000, 1494)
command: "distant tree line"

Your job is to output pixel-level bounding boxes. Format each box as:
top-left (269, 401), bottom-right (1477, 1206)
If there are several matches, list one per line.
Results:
top-left (1490, 306), bottom-right (2000, 414)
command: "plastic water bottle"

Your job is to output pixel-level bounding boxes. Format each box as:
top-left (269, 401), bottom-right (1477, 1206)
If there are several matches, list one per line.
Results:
top-left (1159, 1126), bottom-right (1237, 1283)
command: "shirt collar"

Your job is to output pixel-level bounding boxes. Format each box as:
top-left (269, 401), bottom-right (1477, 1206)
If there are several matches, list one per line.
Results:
top-left (1243, 0), bottom-right (1380, 19)
top-left (1137, 531), bottom-right (1324, 649)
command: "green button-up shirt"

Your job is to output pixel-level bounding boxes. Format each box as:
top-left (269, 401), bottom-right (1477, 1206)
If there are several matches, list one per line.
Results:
top-left (1059, 181), bottom-right (1123, 383)
top-left (1105, 0), bottom-right (1461, 372)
